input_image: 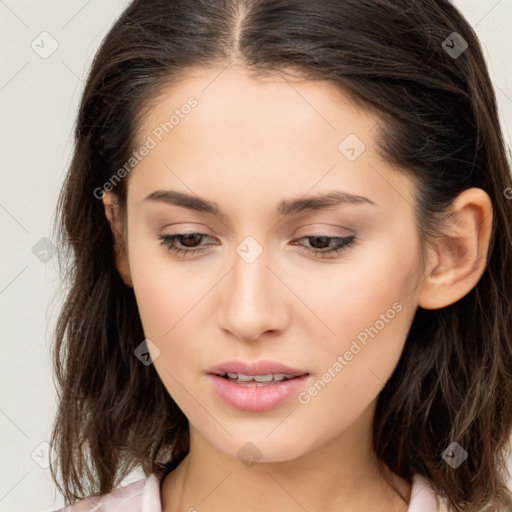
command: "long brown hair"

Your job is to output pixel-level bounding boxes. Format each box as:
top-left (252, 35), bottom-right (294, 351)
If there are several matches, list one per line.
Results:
top-left (49, 0), bottom-right (512, 510)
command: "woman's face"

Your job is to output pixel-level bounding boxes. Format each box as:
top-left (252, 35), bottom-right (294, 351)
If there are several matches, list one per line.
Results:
top-left (119, 64), bottom-right (425, 462)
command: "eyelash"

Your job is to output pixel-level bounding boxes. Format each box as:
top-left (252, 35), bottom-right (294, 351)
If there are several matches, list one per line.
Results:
top-left (158, 233), bottom-right (356, 258)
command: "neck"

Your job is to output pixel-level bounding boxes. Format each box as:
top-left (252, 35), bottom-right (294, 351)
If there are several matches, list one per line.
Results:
top-left (161, 407), bottom-right (411, 512)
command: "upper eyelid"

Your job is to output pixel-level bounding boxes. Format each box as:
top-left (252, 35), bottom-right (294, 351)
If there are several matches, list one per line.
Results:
top-left (160, 222), bottom-right (353, 235)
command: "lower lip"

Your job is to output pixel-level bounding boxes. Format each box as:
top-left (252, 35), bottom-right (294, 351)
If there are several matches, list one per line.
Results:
top-left (207, 374), bottom-right (310, 412)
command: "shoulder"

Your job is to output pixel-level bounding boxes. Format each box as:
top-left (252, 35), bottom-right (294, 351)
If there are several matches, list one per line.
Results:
top-left (408, 473), bottom-right (447, 512)
top-left (52, 473), bottom-right (162, 512)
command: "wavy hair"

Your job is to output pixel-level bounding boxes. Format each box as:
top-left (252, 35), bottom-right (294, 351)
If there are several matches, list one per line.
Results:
top-left (49, 0), bottom-right (512, 510)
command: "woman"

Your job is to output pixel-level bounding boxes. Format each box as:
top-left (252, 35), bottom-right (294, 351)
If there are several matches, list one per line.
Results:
top-left (50, 0), bottom-right (512, 511)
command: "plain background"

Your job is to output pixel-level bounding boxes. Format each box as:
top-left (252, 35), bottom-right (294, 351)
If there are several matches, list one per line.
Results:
top-left (1, 1), bottom-right (511, 511)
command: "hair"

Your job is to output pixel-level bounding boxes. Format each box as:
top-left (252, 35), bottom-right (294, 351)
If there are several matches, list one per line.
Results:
top-left (49, 0), bottom-right (512, 510)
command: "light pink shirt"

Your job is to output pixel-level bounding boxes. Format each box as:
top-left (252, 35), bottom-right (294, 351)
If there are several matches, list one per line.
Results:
top-left (55, 472), bottom-right (442, 511)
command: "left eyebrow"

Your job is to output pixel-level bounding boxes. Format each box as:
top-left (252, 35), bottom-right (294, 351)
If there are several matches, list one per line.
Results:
top-left (142, 189), bottom-right (377, 219)
top-left (277, 190), bottom-right (377, 216)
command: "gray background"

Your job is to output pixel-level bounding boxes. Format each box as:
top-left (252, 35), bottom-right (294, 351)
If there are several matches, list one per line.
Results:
top-left (1, 1), bottom-right (511, 511)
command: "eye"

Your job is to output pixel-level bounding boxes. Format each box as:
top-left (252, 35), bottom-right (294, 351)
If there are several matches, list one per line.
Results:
top-left (291, 234), bottom-right (356, 258)
top-left (158, 233), bottom-right (214, 257)
top-left (157, 233), bottom-right (357, 259)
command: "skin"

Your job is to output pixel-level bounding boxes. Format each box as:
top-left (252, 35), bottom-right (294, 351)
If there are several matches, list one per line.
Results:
top-left (102, 64), bottom-right (493, 512)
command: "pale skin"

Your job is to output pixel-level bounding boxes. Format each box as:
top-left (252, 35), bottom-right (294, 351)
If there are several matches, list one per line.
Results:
top-left (102, 64), bottom-right (493, 512)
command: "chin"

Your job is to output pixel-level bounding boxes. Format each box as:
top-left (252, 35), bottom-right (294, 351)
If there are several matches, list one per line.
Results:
top-left (210, 432), bottom-right (313, 465)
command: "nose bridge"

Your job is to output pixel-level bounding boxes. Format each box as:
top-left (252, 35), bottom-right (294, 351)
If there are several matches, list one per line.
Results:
top-left (218, 235), bottom-right (286, 340)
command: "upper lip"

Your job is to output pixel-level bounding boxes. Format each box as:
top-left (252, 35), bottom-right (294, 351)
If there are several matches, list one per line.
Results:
top-left (206, 359), bottom-right (309, 377)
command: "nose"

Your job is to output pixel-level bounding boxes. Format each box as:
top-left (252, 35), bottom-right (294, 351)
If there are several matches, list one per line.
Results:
top-left (217, 242), bottom-right (289, 342)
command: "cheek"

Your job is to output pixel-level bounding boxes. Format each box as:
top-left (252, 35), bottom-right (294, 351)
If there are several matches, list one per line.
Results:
top-left (296, 236), bottom-right (419, 336)
top-left (127, 232), bottom-right (208, 337)
top-left (294, 275), bottom-right (416, 447)
top-left (296, 236), bottom-right (420, 395)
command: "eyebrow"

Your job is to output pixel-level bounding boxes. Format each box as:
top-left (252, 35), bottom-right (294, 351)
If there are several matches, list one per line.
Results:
top-left (143, 189), bottom-right (377, 219)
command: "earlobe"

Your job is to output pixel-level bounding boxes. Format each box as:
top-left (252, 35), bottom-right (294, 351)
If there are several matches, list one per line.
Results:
top-left (101, 191), bottom-right (133, 287)
top-left (418, 188), bottom-right (493, 310)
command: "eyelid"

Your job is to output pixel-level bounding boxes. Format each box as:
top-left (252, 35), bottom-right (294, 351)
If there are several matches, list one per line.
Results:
top-left (159, 222), bottom-right (213, 233)
top-left (293, 226), bottom-right (354, 239)
top-left (293, 220), bottom-right (354, 230)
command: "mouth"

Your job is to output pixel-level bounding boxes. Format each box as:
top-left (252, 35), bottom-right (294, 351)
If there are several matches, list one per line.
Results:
top-left (213, 372), bottom-right (308, 386)
top-left (207, 372), bottom-right (310, 412)
top-left (206, 359), bottom-right (309, 382)
top-left (205, 360), bottom-right (310, 411)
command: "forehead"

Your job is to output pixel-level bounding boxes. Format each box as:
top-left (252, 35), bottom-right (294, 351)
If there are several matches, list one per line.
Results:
top-left (129, 64), bottom-right (416, 215)
top-left (136, 64), bottom-right (376, 150)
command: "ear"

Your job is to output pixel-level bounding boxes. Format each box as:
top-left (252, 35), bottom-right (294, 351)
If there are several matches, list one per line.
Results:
top-left (102, 191), bottom-right (133, 287)
top-left (418, 188), bottom-right (493, 310)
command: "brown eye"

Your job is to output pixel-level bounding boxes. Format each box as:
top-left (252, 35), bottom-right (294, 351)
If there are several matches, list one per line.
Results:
top-left (292, 235), bottom-right (356, 258)
top-left (158, 233), bottom-right (214, 256)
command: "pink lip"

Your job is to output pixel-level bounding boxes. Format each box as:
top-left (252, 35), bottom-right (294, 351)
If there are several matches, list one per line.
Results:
top-left (205, 359), bottom-right (310, 412)
top-left (207, 374), bottom-right (310, 412)
top-left (205, 359), bottom-right (308, 377)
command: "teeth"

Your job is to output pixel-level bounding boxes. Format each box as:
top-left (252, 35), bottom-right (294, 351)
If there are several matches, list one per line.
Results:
top-left (225, 372), bottom-right (292, 382)
top-left (253, 374), bottom-right (274, 382)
